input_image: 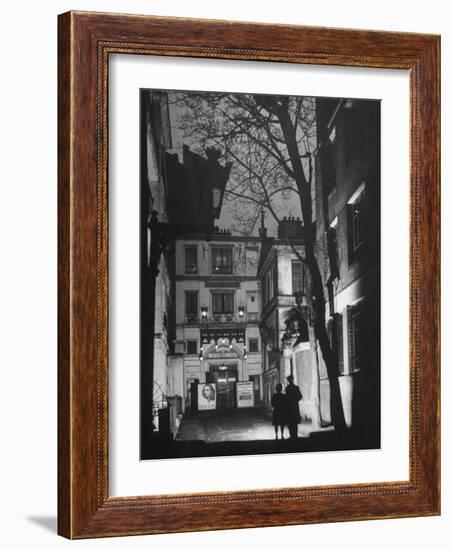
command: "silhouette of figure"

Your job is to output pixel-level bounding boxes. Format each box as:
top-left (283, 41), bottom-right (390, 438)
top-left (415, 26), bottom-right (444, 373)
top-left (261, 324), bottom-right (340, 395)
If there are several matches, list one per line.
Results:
top-left (271, 383), bottom-right (287, 440)
top-left (285, 375), bottom-right (302, 440)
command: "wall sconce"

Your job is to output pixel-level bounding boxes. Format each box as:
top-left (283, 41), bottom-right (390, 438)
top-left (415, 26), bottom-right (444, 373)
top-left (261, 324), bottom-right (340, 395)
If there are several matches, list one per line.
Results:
top-left (243, 346), bottom-right (247, 359)
top-left (199, 346), bottom-right (203, 361)
top-left (238, 306), bottom-right (244, 318)
top-left (201, 307), bottom-right (208, 320)
top-left (294, 291), bottom-right (308, 308)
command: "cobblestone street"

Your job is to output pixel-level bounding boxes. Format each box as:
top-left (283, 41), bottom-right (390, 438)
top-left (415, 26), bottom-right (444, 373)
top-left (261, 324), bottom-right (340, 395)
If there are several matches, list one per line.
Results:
top-left (143, 406), bottom-right (376, 460)
top-left (176, 407), bottom-right (311, 442)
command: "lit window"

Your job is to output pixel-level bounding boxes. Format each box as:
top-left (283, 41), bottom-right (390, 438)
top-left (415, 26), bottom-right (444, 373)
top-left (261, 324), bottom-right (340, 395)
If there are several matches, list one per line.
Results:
top-left (327, 217), bottom-right (339, 279)
top-left (211, 247), bottom-right (233, 274)
top-left (347, 183), bottom-right (366, 264)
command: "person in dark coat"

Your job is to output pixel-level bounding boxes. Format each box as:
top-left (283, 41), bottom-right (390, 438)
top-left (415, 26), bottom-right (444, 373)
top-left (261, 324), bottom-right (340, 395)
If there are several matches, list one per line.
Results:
top-left (285, 375), bottom-right (302, 440)
top-left (271, 383), bottom-right (287, 440)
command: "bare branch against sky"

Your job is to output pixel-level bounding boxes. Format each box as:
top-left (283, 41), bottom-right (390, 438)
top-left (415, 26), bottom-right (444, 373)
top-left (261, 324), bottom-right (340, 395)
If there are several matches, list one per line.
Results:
top-left (166, 90), bottom-right (317, 237)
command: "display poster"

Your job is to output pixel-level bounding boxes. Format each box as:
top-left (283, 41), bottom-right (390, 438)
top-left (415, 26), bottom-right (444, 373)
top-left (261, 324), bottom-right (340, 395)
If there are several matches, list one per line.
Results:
top-left (236, 381), bottom-right (254, 408)
top-left (198, 383), bottom-right (217, 410)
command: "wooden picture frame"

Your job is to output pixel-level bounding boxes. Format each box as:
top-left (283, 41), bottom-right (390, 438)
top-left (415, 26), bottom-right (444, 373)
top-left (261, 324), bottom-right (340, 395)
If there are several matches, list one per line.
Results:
top-left (58, 11), bottom-right (440, 539)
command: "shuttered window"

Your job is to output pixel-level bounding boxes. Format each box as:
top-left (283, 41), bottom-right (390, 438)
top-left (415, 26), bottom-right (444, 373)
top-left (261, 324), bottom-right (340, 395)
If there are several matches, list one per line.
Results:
top-left (335, 313), bottom-right (344, 374)
top-left (347, 302), bottom-right (364, 373)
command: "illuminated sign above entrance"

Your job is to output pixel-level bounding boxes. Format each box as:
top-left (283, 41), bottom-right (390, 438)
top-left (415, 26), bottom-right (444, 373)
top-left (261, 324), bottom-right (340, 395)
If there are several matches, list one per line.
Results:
top-left (200, 327), bottom-right (245, 344)
top-left (207, 351), bottom-right (239, 359)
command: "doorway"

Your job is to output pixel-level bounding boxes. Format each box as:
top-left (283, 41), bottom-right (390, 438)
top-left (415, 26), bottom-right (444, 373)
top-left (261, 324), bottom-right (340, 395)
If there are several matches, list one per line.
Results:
top-left (206, 364), bottom-right (237, 409)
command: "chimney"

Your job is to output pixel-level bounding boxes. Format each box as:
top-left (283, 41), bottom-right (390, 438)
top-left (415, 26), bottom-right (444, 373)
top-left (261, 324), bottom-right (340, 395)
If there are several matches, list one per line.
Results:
top-left (259, 209), bottom-right (267, 238)
top-left (278, 216), bottom-right (304, 239)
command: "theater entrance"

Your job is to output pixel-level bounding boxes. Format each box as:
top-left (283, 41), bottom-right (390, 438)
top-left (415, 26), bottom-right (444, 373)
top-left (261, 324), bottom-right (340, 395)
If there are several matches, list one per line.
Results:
top-left (206, 364), bottom-right (238, 409)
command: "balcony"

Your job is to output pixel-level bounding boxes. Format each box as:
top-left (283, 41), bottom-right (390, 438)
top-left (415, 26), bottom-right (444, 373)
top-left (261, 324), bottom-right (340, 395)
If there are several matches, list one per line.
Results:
top-left (211, 313), bottom-right (235, 324)
top-left (196, 312), bottom-right (259, 324)
top-left (185, 314), bottom-right (200, 324)
top-left (183, 306), bottom-right (260, 326)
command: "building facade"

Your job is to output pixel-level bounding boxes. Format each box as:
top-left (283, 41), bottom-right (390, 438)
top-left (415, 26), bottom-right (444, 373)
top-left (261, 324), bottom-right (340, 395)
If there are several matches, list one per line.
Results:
top-left (314, 97), bottom-right (381, 434)
top-left (258, 217), bottom-right (314, 416)
top-left (169, 231), bottom-right (263, 412)
top-left (141, 90), bottom-right (236, 445)
top-left (140, 90), bottom-right (174, 444)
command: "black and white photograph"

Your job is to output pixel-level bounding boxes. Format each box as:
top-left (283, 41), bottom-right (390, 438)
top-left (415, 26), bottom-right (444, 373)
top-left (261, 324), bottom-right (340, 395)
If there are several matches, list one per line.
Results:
top-left (140, 88), bottom-right (381, 460)
top-left (1, 0), bottom-right (446, 546)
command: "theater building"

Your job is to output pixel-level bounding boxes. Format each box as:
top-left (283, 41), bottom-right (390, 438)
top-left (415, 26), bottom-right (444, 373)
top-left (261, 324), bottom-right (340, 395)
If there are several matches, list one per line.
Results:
top-left (169, 230), bottom-right (263, 411)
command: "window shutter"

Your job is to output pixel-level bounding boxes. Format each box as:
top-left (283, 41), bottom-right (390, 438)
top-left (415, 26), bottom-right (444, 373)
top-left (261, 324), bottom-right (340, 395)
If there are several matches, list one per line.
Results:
top-left (347, 205), bottom-right (354, 265)
top-left (347, 305), bottom-right (354, 373)
top-left (335, 313), bottom-right (344, 375)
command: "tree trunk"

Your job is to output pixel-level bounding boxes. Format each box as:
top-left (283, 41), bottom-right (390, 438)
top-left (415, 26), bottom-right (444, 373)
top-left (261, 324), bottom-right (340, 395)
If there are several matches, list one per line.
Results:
top-left (274, 104), bottom-right (347, 432)
top-left (308, 252), bottom-right (347, 432)
top-left (308, 322), bottom-right (322, 430)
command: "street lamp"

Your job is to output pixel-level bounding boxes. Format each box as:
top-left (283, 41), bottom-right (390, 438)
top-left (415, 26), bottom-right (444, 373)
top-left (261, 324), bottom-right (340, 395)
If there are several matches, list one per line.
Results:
top-left (294, 290), bottom-right (315, 324)
top-left (201, 307), bottom-right (208, 321)
top-left (238, 306), bottom-right (244, 319)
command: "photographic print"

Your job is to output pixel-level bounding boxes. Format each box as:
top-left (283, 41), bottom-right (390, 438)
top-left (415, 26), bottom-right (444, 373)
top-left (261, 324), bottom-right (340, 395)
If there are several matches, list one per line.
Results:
top-left (140, 88), bottom-right (381, 460)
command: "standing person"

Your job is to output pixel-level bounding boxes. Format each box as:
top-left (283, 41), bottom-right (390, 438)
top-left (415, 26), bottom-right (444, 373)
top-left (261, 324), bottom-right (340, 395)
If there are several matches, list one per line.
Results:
top-left (271, 383), bottom-right (287, 440)
top-left (285, 375), bottom-right (302, 440)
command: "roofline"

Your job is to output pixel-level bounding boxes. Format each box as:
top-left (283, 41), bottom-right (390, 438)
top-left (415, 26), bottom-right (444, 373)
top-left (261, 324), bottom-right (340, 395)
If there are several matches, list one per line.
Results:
top-left (175, 233), bottom-right (262, 243)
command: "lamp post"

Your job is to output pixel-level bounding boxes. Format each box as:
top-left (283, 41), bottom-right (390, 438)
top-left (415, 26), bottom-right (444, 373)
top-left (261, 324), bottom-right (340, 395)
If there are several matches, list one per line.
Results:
top-left (201, 307), bottom-right (208, 322)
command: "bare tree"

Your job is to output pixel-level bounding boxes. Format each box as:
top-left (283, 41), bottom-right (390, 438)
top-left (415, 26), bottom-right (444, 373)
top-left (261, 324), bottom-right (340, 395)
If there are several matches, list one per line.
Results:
top-left (173, 91), bottom-right (347, 432)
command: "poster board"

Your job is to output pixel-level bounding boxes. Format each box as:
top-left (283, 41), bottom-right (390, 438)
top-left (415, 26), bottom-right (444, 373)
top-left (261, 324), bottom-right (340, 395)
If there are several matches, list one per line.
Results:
top-left (236, 381), bottom-right (254, 408)
top-left (198, 383), bottom-right (217, 410)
